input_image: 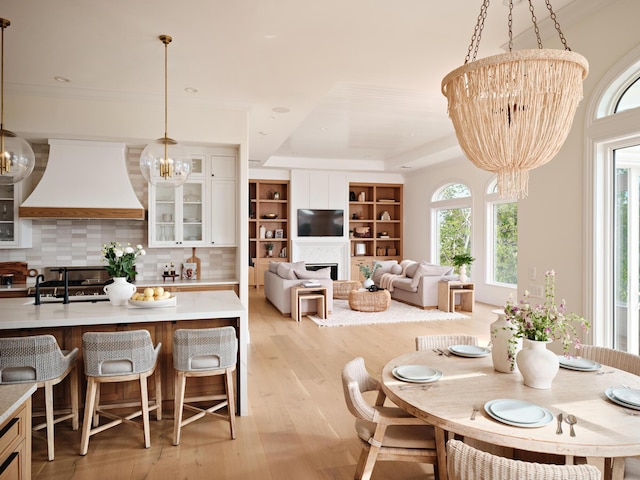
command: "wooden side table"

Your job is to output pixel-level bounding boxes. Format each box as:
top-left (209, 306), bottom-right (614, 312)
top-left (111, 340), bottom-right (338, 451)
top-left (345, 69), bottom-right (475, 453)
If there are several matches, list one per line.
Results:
top-left (438, 280), bottom-right (474, 312)
top-left (291, 286), bottom-right (328, 322)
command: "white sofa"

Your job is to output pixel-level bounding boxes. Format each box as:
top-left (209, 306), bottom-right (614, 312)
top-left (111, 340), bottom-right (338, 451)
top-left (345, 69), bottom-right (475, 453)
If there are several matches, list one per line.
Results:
top-left (372, 259), bottom-right (457, 309)
top-left (263, 261), bottom-right (334, 316)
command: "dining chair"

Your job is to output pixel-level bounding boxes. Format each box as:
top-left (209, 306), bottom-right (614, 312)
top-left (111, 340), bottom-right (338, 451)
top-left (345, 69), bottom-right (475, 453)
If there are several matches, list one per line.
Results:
top-left (172, 326), bottom-right (238, 445)
top-left (580, 345), bottom-right (640, 479)
top-left (446, 439), bottom-right (601, 480)
top-left (0, 334), bottom-right (79, 461)
top-left (415, 335), bottom-right (478, 351)
top-left (80, 330), bottom-right (162, 456)
top-left (341, 357), bottom-right (439, 480)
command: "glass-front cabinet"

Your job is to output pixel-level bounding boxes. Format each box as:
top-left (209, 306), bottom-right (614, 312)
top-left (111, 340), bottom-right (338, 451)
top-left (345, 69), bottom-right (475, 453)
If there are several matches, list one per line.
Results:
top-left (0, 183), bottom-right (31, 248)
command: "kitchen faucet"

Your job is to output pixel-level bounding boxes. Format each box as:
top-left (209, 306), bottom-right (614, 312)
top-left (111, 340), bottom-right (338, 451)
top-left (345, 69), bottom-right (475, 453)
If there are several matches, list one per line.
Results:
top-left (34, 274), bottom-right (45, 305)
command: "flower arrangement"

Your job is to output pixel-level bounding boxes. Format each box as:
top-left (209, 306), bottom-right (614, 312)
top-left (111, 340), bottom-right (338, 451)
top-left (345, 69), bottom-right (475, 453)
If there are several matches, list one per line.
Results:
top-left (452, 253), bottom-right (475, 267)
top-left (359, 262), bottom-right (381, 279)
top-left (101, 242), bottom-right (146, 281)
top-left (503, 270), bottom-right (590, 355)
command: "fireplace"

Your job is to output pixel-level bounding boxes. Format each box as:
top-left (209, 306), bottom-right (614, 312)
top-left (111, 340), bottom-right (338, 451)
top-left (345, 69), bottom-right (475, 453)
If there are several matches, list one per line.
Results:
top-left (306, 263), bottom-right (338, 281)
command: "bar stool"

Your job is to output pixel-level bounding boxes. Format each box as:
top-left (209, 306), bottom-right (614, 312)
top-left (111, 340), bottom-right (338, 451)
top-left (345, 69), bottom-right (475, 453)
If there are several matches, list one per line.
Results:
top-left (80, 330), bottom-right (162, 456)
top-left (0, 334), bottom-right (79, 461)
top-left (173, 326), bottom-right (238, 445)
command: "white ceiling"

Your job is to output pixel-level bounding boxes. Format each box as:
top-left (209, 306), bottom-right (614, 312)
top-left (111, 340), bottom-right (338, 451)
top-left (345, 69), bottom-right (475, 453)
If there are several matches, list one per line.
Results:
top-left (2, 0), bottom-right (600, 172)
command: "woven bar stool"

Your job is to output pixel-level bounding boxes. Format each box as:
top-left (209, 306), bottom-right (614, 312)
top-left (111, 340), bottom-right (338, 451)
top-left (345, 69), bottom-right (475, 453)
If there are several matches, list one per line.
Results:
top-left (80, 330), bottom-right (162, 456)
top-left (173, 326), bottom-right (238, 445)
top-left (0, 334), bottom-right (79, 461)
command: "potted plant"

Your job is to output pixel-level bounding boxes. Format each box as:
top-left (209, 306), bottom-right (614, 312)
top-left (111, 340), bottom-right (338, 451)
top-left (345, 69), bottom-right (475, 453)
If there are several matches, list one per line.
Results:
top-left (265, 242), bottom-right (274, 257)
top-left (452, 253), bottom-right (475, 282)
top-left (359, 263), bottom-right (381, 289)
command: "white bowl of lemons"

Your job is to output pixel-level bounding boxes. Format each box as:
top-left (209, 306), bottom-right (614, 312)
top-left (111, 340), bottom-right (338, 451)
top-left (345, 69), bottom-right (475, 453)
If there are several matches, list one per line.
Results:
top-left (129, 286), bottom-right (176, 308)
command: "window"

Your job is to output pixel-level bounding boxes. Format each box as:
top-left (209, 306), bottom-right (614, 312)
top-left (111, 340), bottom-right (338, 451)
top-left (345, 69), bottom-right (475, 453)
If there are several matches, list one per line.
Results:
top-left (432, 183), bottom-right (472, 267)
top-left (486, 180), bottom-right (517, 286)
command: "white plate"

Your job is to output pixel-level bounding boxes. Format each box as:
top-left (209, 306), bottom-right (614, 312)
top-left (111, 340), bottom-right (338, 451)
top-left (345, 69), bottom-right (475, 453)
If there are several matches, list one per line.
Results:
top-left (484, 399), bottom-right (553, 427)
top-left (558, 356), bottom-right (602, 371)
top-left (448, 345), bottom-right (491, 358)
top-left (395, 365), bottom-right (437, 380)
top-left (605, 387), bottom-right (640, 411)
top-left (489, 399), bottom-right (547, 424)
top-left (392, 367), bottom-right (442, 384)
top-left (129, 296), bottom-right (176, 308)
top-left (611, 388), bottom-right (640, 407)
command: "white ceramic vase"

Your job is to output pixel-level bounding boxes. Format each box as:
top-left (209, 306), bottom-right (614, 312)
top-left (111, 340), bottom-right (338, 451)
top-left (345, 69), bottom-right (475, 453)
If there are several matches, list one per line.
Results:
top-left (516, 338), bottom-right (559, 389)
top-left (458, 264), bottom-right (468, 282)
top-left (363, 277), bottom-right (374, 289)
top-left (103, 277), bottom-right (136, 306)
top-left (489, 309), bottom-right (522, 373)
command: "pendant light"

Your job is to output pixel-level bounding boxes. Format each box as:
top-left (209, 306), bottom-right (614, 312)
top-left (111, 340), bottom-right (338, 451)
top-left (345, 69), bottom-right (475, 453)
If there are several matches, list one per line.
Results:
top-left (0, 18), bottom-right (35, 186)
top-left (140, 34), bottom-right (191, 187)
top-left (441, 0), bottom-right (588, 199)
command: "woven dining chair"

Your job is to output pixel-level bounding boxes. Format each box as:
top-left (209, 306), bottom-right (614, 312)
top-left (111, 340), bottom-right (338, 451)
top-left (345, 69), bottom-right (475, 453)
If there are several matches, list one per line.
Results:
top-left (172, 326), bottom-right (238, 445)
top-left (0, 334), bottom-right (79, 461)
top-left (341, 357), bottom-right (439, 480)
top-left (415, 335), bottom-right (478, 351)
top-left (447, 439), bottom-right (601, 480)
top-left (580, 345), bottom-right (640, 479)
top-left (80, 330), bottom-right (162, 456)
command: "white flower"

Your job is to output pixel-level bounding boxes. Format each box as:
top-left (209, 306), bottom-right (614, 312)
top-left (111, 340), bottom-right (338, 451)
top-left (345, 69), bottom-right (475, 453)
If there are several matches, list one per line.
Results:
top-left (114, 248), bottom-right (123, 258)
top-left (124, 246), bottom-right (135, 254)
top-left (139, 249), bottom-right (146, 256)
top-left (136, 244), bottom-right (143, 250)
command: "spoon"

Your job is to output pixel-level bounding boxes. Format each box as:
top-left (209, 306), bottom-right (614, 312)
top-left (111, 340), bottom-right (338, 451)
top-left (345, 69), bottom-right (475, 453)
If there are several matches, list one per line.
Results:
top-left (565, 414), bottom-right (577, 437)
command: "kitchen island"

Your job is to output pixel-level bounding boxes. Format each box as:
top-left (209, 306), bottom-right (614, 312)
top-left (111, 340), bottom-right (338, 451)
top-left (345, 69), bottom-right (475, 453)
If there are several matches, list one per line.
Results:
top-left (0, 290), bottom-right (248, 415)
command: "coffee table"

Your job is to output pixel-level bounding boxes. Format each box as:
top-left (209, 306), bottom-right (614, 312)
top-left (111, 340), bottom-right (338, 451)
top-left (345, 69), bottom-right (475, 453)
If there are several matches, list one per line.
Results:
top-left (348, 288), bottom-right (391, 312)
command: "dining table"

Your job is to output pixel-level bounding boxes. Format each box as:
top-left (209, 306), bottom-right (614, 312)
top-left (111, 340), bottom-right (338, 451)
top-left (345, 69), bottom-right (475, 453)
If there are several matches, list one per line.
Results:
top-left (381, 348), bottom-right (640, 480)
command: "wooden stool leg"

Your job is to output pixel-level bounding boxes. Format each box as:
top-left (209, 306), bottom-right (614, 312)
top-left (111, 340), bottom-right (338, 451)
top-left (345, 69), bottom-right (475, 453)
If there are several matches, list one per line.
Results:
top-left (80, 379), bottom-right (98, 455)
top-left (154, 367), bottom-right (162, 421)
top-left (44, 382), bottom-right (55, 461)
top-left (225, 368), bottom-right (236, 439)
top-left (92, 383), bottom-right (100, 426)
top-left (70, 365), bottom-right (79, 430)
top-left (140, 376), bottom-right (151, 448)
top-left (173, 371), bottom-right (187, 446)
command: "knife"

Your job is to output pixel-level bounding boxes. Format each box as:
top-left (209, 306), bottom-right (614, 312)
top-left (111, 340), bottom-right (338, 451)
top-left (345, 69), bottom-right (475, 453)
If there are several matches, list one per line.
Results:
top-left (556, 413), bottom-right (563, 435)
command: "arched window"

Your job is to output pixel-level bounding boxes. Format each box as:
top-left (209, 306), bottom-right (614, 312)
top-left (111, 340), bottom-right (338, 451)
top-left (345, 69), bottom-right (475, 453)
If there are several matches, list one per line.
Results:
top-left (431, 182), bottom-right (472, 267)
top-left (486, 179), bottom-right (517, 286)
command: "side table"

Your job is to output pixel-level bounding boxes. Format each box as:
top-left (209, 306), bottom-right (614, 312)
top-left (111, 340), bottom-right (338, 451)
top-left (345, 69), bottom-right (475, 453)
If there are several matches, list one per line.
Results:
top-left (438, 280), bottom-right (474, 312)
top-left (291, 286), bottom-right (328, 322)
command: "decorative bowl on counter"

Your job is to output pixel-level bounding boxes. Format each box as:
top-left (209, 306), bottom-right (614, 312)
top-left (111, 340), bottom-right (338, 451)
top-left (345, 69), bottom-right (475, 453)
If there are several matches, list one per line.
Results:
top-left (262, 213), bottom-right (278, 219)
top-left (129, 295), bottom-right (177, 308)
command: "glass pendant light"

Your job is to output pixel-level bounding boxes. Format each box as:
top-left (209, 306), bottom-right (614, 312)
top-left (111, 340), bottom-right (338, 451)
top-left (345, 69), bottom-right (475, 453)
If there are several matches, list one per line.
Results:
top-left (0, 18), bottom-right (35, 186)
top-left (140, 34), bottom-right (191, 187)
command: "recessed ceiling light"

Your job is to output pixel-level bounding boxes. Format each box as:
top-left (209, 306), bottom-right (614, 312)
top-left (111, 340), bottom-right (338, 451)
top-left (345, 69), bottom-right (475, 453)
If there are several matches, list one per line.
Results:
top-left (54, 76), bottom-right (70, 83)
top-left (272, 107), bottom-right (290, 114)
top-left (185, 87), bottom-right (198, 93)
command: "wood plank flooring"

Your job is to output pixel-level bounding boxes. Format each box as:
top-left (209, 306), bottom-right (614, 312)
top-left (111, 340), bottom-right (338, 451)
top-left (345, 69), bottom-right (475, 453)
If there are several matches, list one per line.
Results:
top-left (31, 288), bottom-right (498, 480)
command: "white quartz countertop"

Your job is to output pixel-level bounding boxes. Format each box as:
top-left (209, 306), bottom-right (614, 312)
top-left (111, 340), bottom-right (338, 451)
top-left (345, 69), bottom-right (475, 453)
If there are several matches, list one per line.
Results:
top-left (0, 290), bottom-right (246, 330)
top-left (0, 383), bottom-right (37, 426)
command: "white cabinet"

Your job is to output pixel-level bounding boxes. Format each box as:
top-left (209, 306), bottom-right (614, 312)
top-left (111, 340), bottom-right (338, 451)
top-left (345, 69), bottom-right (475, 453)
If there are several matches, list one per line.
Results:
top-left (0, 184), bottom-right (31, 249)
top-left (148, 151), bottom-right (237, 248)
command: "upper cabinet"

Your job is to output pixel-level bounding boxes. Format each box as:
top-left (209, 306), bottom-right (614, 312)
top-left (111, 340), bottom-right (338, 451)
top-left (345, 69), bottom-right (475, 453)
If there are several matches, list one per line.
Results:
top-left (148, 152), bottom-right (237, 248)
top-left (0, 183), bottom-right (31, 249)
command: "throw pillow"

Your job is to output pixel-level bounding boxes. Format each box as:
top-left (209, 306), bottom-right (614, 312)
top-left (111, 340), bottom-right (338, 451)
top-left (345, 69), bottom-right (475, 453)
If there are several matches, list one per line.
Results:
top-left (390, 263), bottom-right (403, 275)
top-left (372, 260), bottom-right (399, 280)
top-left (400, 259), bottom-right (416, 276)
top-left (277, 262), bottom-right (304, 280)
top-left (294, 268), bottom-right (331, 279)
top-left (404, 261), bottom-right (420, 278)
top-left (268, 262), bottom-right (280, 274)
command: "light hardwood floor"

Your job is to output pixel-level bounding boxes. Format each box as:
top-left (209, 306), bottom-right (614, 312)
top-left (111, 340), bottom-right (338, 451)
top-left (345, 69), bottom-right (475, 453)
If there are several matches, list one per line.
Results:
top-left (32, 288), bottom-right (499, 480)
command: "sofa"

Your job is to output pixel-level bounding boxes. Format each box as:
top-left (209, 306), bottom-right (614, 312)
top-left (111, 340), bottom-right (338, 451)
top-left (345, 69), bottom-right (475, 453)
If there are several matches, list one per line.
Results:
top-left (372, 259), bottom-right (457, 309)
top-left (263, 261), bottom-right (334, 316)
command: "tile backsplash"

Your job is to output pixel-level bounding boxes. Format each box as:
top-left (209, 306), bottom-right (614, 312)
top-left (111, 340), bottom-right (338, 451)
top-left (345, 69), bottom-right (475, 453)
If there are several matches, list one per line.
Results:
top-left (0, 143), bottom-right (237, 282)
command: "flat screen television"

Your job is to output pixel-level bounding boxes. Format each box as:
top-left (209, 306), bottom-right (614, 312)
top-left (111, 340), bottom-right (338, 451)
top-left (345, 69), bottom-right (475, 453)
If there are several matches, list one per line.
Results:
top-left (297, 209), bottom-right (344, 237)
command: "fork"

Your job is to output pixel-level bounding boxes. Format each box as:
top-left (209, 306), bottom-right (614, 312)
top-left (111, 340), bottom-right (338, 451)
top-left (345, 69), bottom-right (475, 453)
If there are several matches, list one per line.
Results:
top-left (470, 406), bottom-right (479, 420)
top-left (437, 348), bottom-right (451, 357)
top-left (622, 408), bottom-right (640, 416)
top-left (433, 349), bottom-right (443, 356)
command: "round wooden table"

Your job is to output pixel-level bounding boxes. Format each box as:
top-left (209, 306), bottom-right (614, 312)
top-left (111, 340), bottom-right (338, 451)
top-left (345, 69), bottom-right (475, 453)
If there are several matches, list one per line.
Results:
top-left (381, 350), bottom-right (640, 480)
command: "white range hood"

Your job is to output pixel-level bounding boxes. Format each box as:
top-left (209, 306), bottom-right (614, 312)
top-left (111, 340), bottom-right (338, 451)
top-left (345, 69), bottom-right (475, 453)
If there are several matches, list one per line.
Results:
top-left (19, 139), bottom-right (145, 220)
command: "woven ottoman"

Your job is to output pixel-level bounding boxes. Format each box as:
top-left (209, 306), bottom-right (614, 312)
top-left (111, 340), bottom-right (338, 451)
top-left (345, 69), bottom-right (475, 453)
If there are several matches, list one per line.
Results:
top-left (333, 280), bottom-right (362, 299)
top-left (348, 289), bottom-right (391, 312)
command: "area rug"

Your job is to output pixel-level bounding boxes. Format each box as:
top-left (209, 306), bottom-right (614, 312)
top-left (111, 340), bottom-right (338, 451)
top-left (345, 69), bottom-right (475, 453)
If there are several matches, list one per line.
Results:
top-left (308, 299), bottom-right (468, 327)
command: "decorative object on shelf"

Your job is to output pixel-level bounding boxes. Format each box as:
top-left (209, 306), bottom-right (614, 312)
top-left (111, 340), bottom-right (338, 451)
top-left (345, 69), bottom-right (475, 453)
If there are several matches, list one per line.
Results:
top-left (262, 213), bottom-right (278, 219)
top-left (265, 242), bottom-right (274, 257)
top-left (358, 191), bottom-right (366, 202)
top-left (504, 270), bottom-right (590, 389)
top-left (441, 0), bottom-right (589, 199)
top-left (265, 230), bottom-right (273, 239)
top-left (349, 191), bottom-right (356, 201)
top-left (259, 225), bottom-right (266, 239)
top-left (359, 262), bottom-right (381, 289)
top-left (273, 191), bottom-right (280, 200)
top-left (354, 226), bottom-right (370, 238)
top-left (452, 253), bottom-right (475, 282)
top-left (101, 241), bottom-right (146, 282)
top-left (139, 34), bottom-right (192, 187)
top-left (380, 211), bottom-right (391, 221)
top-left (279, 247), bottom-right (287, 258)
top-left (490, 308), bottom-right (521, 373)
top-left (387, 248), bottom-right (397, 256)
top-left (275, 228), bottom-right (283, 239)
top-left (0, 18), bottom-right (35, 186)
top-left (181, 262), bottom-right (197, 280)
top-left (354, 243), bottom-right (366, 256)
top-left (103, 277), bottom-right (137, 306)
top-left (378, 231), bottom-right (389, 238)
top-left (186, 247), bottom-right (200, 279)
top-left (376, 248), bottom-right (387, 256)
